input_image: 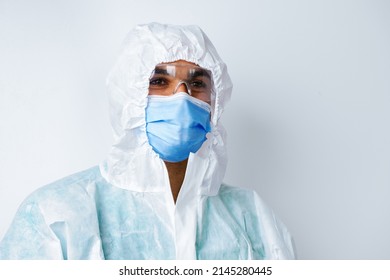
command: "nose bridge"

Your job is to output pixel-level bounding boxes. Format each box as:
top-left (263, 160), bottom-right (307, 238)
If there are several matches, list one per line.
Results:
top-left (173, 81), bottom-right (191, 95)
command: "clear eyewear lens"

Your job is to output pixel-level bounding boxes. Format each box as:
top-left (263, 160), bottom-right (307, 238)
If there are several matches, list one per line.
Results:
top-left (149, 64), bottom-right (214, 103)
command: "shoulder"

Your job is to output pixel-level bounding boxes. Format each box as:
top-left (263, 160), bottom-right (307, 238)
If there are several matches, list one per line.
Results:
top-left (20, 166), bottom-right (102, 221)
top-left (216, 183), bottom-right (258, 207)
top-left (218, 184), bottom-right (255, 195)
top-left (29, 166), bottom-right (100, 198)
top-left (216, 183), bottom-right (296, 259)
top-left (217, 184), bottom-right (278, 215)
top-left (0, 166), bottom-right (104, 259)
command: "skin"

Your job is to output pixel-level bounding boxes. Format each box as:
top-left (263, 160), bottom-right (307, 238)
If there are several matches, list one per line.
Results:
top-left (148, 60), bottom-right (208, 203)
top-left (149, 60), bottom-right (212, 104)
top-left (165, 73), bottom-right (191, 203)
top-left (164, 159), bottom-right (188, 203)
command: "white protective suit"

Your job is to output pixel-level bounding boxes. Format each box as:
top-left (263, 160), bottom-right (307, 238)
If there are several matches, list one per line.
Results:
top-left (0, 23), bottom-right (295, 260)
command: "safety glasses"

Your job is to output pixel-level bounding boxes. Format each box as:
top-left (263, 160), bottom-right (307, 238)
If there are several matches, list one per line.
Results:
top-left (149, 62), bottom-right (214, 103)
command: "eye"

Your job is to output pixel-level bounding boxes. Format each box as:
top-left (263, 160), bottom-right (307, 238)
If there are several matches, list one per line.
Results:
top-left (149, 77), bottom-right (168, 86)
top-left (190, 80), bottom-right (207, 88)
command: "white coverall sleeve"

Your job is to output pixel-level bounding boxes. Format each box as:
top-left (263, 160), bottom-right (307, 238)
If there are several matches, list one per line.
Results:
top-left (254, 193), bottom-right (296, 259)
top-left (0, 197), bottom-right (64, 260)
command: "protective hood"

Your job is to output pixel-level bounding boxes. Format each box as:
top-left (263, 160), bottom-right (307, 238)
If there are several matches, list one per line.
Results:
top-left (100, 23), bottom-right (233, 197)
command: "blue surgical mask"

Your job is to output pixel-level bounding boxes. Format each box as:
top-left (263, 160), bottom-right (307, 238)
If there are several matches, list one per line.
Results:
top-left (145, 92), bottom-right (211, 162)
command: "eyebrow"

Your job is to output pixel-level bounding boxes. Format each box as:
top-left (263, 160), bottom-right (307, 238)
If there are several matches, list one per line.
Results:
top-left (189, 69), bottom-right (211, 80)
top-left (153, 68), bottom-right (170, 75)
top-left (152, 67), bottom-right (212, 80)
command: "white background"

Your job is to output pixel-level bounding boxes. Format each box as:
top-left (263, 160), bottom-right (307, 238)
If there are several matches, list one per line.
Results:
top-left (0, 0), bottom-right (389, 259)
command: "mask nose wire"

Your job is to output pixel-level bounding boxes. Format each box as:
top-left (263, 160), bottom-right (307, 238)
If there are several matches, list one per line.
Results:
top-left (173, 81), bottom-right (192, 96)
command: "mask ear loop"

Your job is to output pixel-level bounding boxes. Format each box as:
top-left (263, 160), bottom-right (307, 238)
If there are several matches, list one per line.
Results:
top-left (173, 81), bottom-right (192, 96)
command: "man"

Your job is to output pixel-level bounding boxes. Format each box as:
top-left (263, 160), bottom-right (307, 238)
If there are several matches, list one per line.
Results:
top-left (0, 23), bottom-right (295, 259)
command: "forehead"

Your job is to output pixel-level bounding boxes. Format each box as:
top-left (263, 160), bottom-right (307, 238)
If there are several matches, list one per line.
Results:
top-left (159, 60), bottom-right (198, 67)
top-left (155, 60), bottom-right (207, 73)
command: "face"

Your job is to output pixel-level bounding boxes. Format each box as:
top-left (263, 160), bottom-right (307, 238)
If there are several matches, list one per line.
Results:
top-left (148, 60), bottom-right (213, 104)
